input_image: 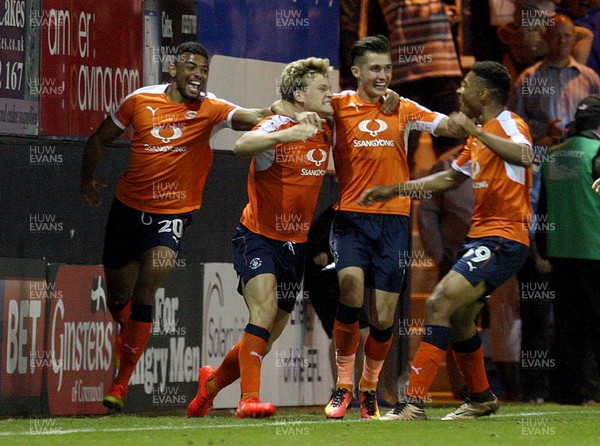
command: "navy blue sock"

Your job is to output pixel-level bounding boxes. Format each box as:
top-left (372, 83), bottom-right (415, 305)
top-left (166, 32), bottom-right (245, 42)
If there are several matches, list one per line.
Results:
top-left (335, 303), bottom-right (362, 325)
top-left (130, 304), bottom-right (153, 323)
top-left (422, 325), bottom-right (451, 351)
top-left (245, 323), bottom-right (270, 342)
top-left (452, 333), bottom-right (482, 353)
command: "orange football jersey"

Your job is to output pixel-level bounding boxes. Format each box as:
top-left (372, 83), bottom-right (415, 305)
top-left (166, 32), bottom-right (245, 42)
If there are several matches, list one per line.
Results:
top-left (240, 116), bottom-right (333, 243)
top-left (452, 110), bottom-right (533, 246)
top-left (332, 91), bottom-right (446, 215)
top-left (112, 85), bottom-right (239, 214)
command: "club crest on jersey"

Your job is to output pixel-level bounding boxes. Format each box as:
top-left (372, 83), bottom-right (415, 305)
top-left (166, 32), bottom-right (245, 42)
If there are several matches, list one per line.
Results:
top-left (306, 148), bottom-right (327, 167)
top-left (249, 258), bottom-right (262, 269)
top-left (185, 111), bottom-right (197, 119)
top-left (151, 123), bottom-right (184, 144)
top-left (472, 160), bottom-right (481, 179)
top-left (358, 119), bottom-right (388, 137)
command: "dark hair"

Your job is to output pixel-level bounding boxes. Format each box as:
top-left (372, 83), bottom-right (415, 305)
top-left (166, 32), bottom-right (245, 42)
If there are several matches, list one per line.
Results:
top-left (471, 61), bottom-right (512, 104)
top-left (574, 94), bottom-right (600, 133)
top-left (175, 41), bottom-right (209, 61)
top-left (350, 34), bottom-right (391, 66)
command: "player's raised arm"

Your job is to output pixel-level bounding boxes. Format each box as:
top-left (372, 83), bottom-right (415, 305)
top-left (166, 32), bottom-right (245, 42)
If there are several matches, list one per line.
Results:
top-left (81, 116), bottom-right (124, 207)
top-left (234, 122), bottom-right (319, 157)
top-left (359, 168), bottom-right (469, 206)
top-left (449, 111), bottom-right (533, 167)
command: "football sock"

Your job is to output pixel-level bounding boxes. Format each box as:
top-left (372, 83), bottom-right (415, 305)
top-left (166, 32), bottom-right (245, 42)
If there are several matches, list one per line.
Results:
top-left (333, 317), bottom-right (361, 389)
top-left (239, 324), bottom-right (270, 400)
top-left (453, 333), bottom-right (491, 395)
top-left (209, 343), bottom-right (241, 397)
top-left (113, 304), bottom-right (153, 389)
top-left (406, 325), bottom-right (450, 400)
top-left (108, 300), bottom-right (132, 327)
top-left (360, 326), bottom-right (393, 391)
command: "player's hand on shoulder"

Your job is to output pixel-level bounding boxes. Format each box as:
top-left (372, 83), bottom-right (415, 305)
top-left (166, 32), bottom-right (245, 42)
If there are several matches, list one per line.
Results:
top-left (358, 185), bottom-right (396, 206)
top-left (295, 111), bottom-right (325, 129)
top-left (282, 122), bottom-right (319, 143)
top-left (81, 177), bottom-right (107, 207)
top-left (381, 89), bottom-right (400, 115)
top-left (448, 112), bottom-right (476, 136)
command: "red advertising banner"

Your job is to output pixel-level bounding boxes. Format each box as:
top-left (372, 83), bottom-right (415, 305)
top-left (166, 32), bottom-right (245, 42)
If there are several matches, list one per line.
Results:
top-left (46, 265), bottom-right (114, 415)
top-left (0, 278), bottom-right (48, 398)
top-left (39, 1), bottom-right (143, 137)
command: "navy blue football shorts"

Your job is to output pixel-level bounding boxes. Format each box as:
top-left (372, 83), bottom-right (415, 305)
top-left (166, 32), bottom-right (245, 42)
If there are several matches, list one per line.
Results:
top-left (452, 236), bottom-right (529, 301)
top-left (331, 211), bottom-right (409, 293)
top-left (103, 198), bottom-right (192, 269)
top-left (232, 224), bottom-right (307, 313)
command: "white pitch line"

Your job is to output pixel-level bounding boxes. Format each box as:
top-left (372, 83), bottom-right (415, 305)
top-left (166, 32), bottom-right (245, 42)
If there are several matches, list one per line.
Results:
top-left (1, 408), bottom-right (598, 437)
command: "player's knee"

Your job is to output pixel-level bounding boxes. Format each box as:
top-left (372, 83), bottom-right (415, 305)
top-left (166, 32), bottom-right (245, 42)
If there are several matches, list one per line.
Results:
top-left (248, 300), bottom-right (277, 327)
top-left (425, 291), bottom-right (451, 318)
top-left (338, 280), bottom-right (363, 306)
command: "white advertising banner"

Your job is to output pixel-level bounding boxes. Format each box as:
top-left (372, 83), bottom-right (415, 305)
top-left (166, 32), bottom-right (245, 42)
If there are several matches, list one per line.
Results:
top-left (202, 263), bottom-right (333, 408)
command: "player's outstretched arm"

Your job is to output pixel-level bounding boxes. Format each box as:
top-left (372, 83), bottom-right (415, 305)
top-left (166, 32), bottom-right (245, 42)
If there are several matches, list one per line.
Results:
top-left (231, 108), bottom-right (272, 131)
top-left (81, 117), bottom-right (124, 207)
top-left (450, 112), bottom-right (533, 166)
top-left (234, 122), bottom-right (319, 157)
top-left (359, 168), bottom-right (468, 206)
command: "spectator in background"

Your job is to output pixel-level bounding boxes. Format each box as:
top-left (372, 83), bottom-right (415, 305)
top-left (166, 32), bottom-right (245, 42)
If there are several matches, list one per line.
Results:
top-left (379, 0), bottom-right (463, 163)
top-left (575, 0), bottom-right (600, 75)
top-left (543, 95), bottom-right (600, 405)
top-left (498, 4), bottom-right (593, 81)
top-left (509, 13), bottom-right (599, 404)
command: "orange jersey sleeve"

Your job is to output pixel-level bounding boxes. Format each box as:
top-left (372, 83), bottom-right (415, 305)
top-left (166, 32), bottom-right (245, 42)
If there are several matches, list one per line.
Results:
top-left (240, 116), bottom-right (333, 243)
top-left (113, 86), bottom-right (239, 214)
top-left (332, 91), bottom-right (446, 215)
top-left (452, 110), bottom-right (532, 245)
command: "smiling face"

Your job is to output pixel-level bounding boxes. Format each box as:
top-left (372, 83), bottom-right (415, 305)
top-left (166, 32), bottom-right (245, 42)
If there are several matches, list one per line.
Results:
top-left (294, 73), bottom-right (333, 118)
top-left (456, 71), bottom-right (484, 119)
top-left (168, 52), bottom-right (209, 103)
top-left (352, 51), bottom-right (392, 103)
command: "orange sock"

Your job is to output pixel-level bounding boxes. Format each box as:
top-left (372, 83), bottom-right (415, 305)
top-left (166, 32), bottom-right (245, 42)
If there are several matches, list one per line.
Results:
top-left (239, 331), bottom-right (268, 399)
top-left (453, 345), bottom-right (490, 394)
top-left (360, 335), bottom-right (393, 391)
top-left (109, 300), bottom-right (132, 327)
top-left (334, 319), bottom-right (360, 388)
top-left (114, 319), bottom-right (152, 388)
top-left (406, 342), bottom-right (447, 400)
top-left (210, 343), bottom-right (241, 396)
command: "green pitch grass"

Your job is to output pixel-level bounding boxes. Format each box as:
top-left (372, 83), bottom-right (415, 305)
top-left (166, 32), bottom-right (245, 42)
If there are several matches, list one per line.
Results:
top-left (1, 403), bottom-right (599, 446)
